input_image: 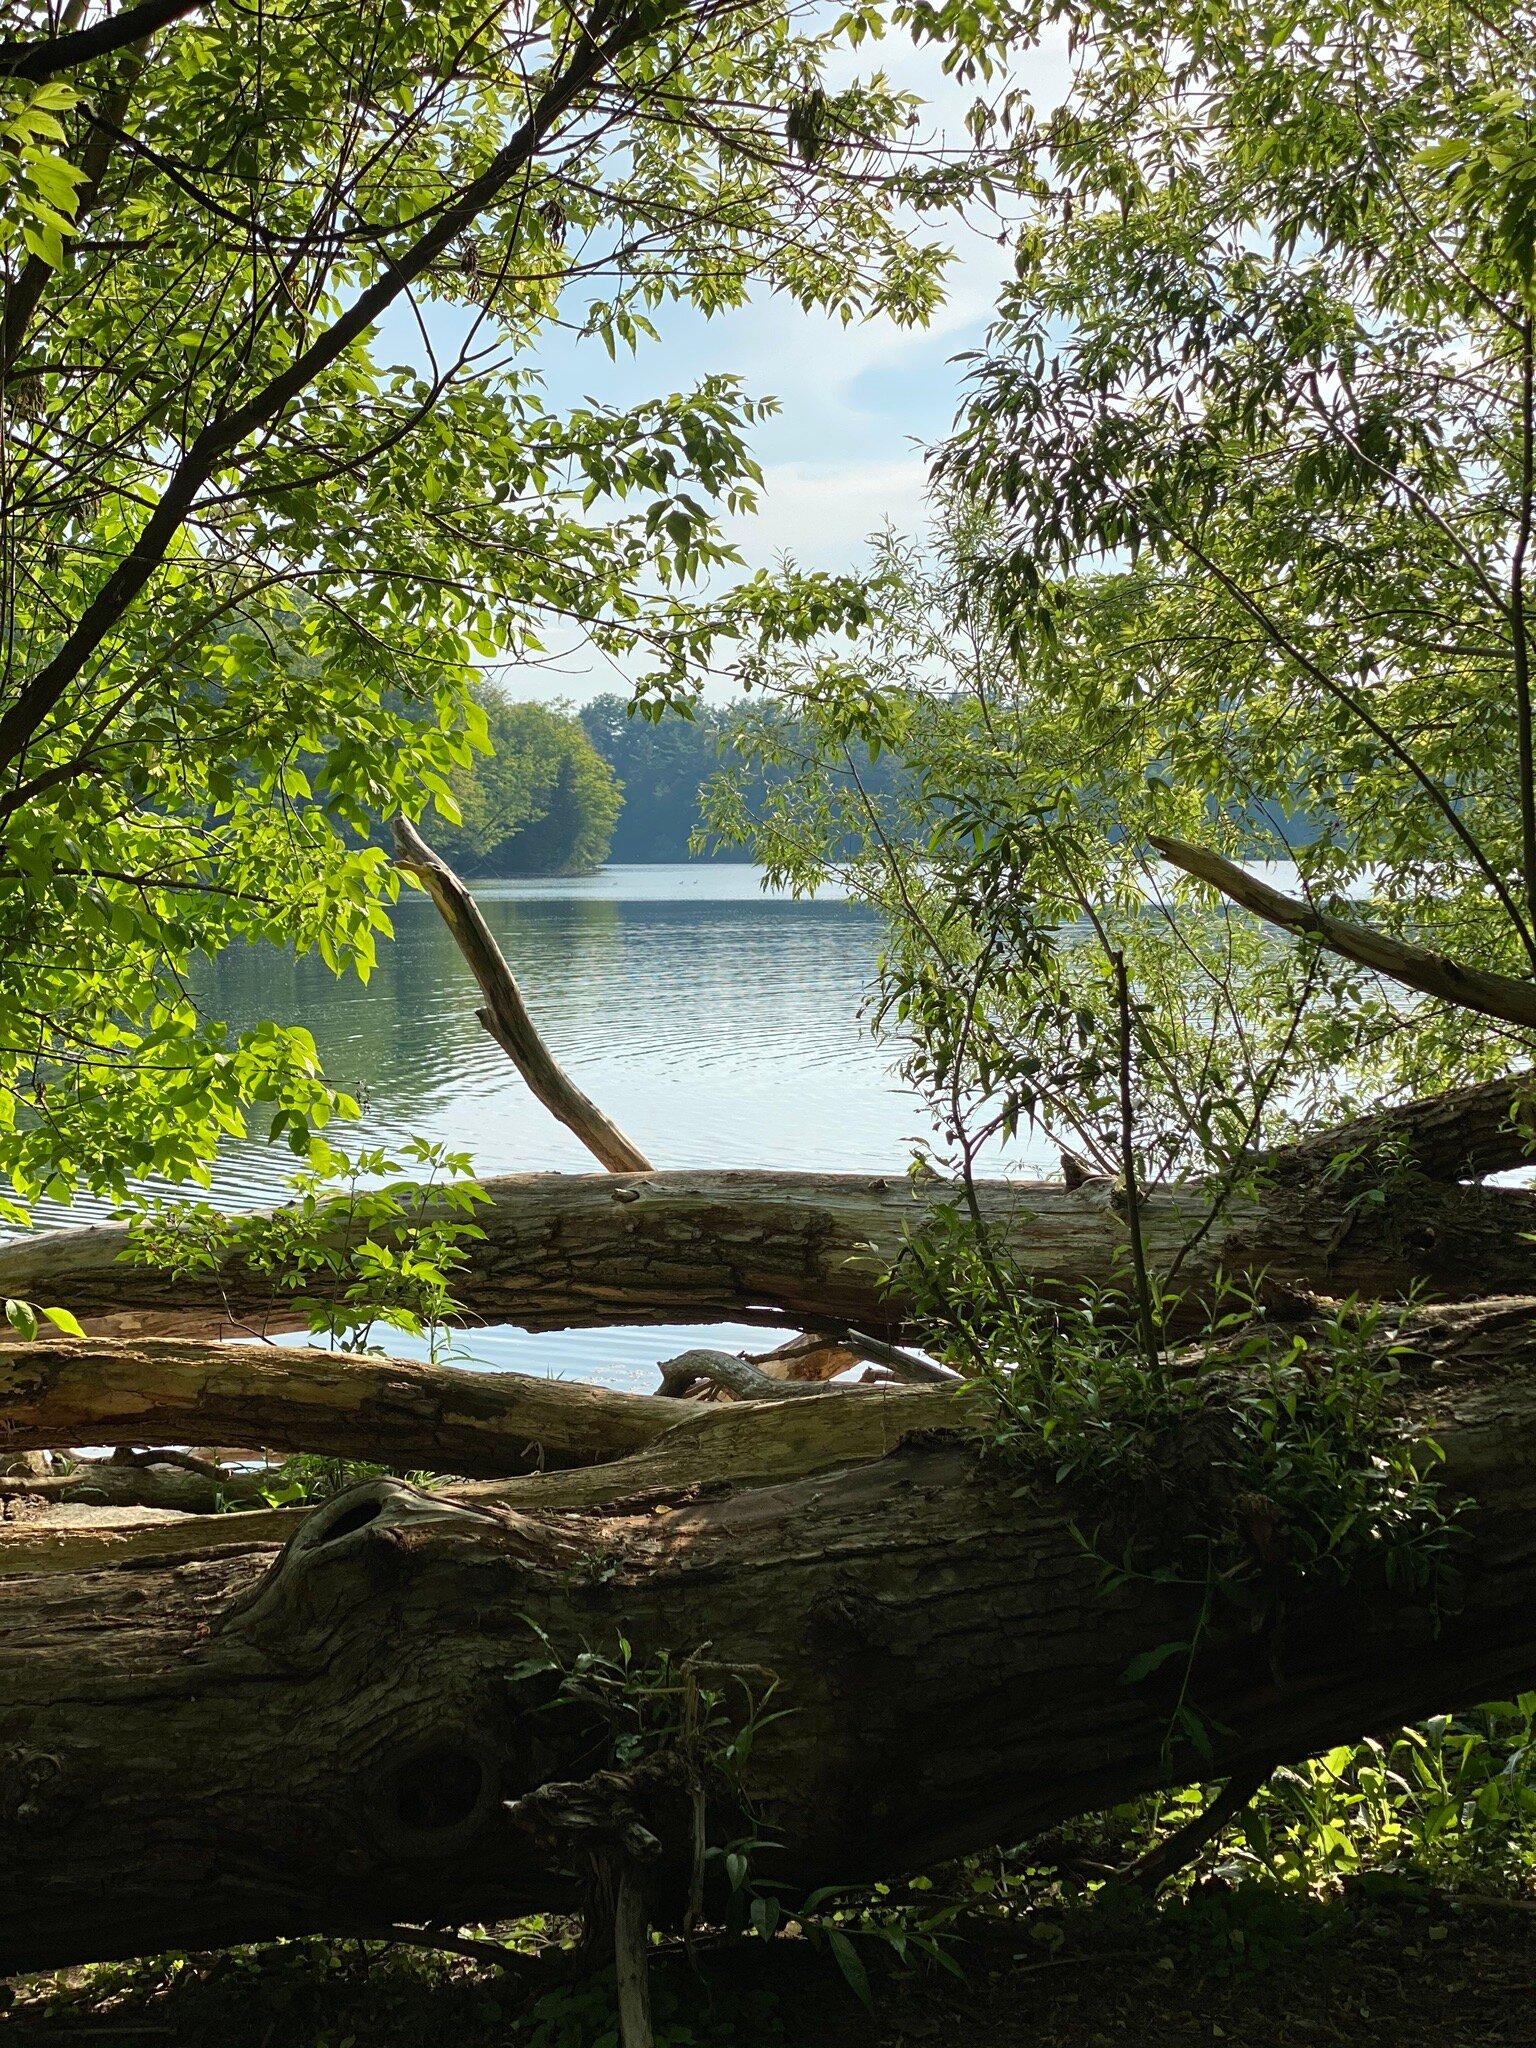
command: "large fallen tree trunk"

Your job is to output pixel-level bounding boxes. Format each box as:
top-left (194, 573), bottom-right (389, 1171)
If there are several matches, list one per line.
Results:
top-left (2, 1155), bottom-right (1533, 1341)
top-left (4, 1299), bottom-right (1536, 1972)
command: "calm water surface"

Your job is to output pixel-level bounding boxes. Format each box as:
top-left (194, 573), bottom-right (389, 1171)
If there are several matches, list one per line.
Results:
top-left (115, 865), bottom-right (1045, 1391)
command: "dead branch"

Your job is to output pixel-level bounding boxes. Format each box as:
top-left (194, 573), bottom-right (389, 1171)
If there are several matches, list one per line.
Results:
top-left (1152, 832), bottom-right (1536, 1031)
top-left (392, 816), bottom-right (651, 1172)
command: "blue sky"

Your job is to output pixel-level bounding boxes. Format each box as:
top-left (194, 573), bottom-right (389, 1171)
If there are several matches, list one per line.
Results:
top-left (390, 24), bottom-right (1073, 700)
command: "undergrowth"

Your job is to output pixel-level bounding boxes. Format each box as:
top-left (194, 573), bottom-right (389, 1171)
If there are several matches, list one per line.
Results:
top-left (899, 1211), bottom-right (1458, 1605)
top-left (894, 1211), bottom-right (1462, 1766)
top-left (14, 1730), bottom-right (1536, 2048)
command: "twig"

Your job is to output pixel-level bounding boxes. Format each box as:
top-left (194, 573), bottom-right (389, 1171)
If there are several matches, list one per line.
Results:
top-left (383, 1922), bottom-right (544, 1970)
top-left (1119, 1764), bottom-right (1271, 1893)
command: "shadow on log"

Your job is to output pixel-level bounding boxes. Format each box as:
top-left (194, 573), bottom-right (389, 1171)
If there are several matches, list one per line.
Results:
top-left (5, 1300), bottom-right (1536, 1972)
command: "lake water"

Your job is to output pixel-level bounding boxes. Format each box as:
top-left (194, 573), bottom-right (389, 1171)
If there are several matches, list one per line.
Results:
top-left (167, 864), bottom-right (1044, 1391)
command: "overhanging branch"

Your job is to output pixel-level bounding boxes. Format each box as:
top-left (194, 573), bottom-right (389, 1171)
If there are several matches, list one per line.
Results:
top-left (1152, 832), bottom-right (1536, 1032)
top-left (0, 0), bottom-right (200, 81)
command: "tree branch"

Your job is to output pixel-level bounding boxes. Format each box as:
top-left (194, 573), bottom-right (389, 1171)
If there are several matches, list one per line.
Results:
top-left (0, 1455), bottom-right (269, 1513)
top-left (3, 1162), bottom-right (1534, 1342)
top-left (0, 0), bottom-right (649, 771)
top-left (1151, 832), bottom-right (1536, 1032)
top-left (0, 0), bottom-right (200, 81)
top-left (655, 1346), bottom-right (856, 1400)
top-left (0, 1334), bottom-right (679, 1474)
top-left (392, 815), bottom-right (651, 1173)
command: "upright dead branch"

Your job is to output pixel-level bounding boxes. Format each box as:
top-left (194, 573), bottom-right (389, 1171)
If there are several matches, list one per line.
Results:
top-left (392, 815), bottom-right (651, 1173)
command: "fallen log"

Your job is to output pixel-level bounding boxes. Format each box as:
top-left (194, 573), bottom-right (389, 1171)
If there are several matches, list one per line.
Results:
top-left (4, 1299), bottom-right (1536, 1972)
top-left (0, 1335), bottom-right (680, 1476)
top-left (0, 1337), bottom-right (962, 1566)
top-left (1, 1157), bottom-right (1532, 1341)
top-left (0, 1454), bottom-right (271, 1514)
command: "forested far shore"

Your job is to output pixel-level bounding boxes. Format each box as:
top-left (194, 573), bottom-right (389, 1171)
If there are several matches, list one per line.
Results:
top-left (435, 688), bottom-right (1318, 876)
top-left (416, 689), bottom-right (908, 876)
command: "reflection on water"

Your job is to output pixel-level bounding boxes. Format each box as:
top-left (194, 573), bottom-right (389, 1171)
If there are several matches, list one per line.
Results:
top-left (199, 866), bottom-right (949, 1190)
top-left (61, 866), bottom-right (1049, 1390)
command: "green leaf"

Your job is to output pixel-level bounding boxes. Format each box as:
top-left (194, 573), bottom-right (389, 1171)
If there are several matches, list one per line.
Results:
top-left (825, 1929), bottom-right (873, 2009)
top-left (5, 1298), bottom-right (38, 1341)
top-left (1120, 1641), bottom-right (1187, 1686)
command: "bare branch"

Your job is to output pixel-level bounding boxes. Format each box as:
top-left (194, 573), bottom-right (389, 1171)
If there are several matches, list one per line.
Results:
top-left (656, 1346), bottom-right (856, 1400)
top-left (1152, 832), bottom-right (1536, 1033)
top-left (392, 813), bottom-right (652, 1173)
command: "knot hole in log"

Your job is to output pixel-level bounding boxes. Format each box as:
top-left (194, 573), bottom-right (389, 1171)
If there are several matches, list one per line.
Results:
top-left (377, 1740), bottom-right (501, 1859)
top-left (223, 1479), bottom-right (493, 1639)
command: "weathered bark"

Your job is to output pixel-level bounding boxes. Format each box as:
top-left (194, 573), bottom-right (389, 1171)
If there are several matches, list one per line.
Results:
top-left (1265, 1067), bottom-right (1536, 1181)
top-left (0, 1335), bottom-right (682, 1476)
top-left (4, 1300), bottom-right (1536, 1972)
top-left (3, 1163), bottom-right (1533, 1342)
top-left (0, 1340), bottom-right (962, 1571)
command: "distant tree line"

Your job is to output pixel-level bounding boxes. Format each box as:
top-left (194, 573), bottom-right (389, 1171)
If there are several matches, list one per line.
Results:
top-left (428, 696), bottom-right (622, 877)
top-left (429, 689), bottom-right (906, 874)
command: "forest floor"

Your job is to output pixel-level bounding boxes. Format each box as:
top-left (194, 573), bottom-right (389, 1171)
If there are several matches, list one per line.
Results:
top-left (7, 1884), bottom-right (1534, 2048)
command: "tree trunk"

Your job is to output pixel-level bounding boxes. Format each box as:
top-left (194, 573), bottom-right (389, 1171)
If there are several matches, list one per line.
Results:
top-left (4, 1300), bottom-right (1536, 1974)
top-left (1, 1163), bottom-right (1531, 1340)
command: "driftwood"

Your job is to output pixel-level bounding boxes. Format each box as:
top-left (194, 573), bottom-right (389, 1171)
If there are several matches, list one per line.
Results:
top-left (4, 1298), bottom-right (1536, 1971)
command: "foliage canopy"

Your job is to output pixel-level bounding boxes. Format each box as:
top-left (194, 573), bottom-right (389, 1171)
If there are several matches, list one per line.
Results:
top-left (0, 0), bottom-right (1010, 1213)
top-left (720, 0), bottom-right (1536, 1196)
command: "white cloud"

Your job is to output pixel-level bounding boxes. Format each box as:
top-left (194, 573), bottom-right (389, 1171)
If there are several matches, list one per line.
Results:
top-left (722, 453), bottom-right (930, 570)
